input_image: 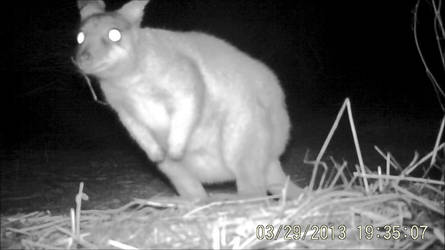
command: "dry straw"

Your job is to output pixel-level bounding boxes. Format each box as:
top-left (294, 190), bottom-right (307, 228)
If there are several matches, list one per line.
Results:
top-left (2, 98), bottom-right (444, 249)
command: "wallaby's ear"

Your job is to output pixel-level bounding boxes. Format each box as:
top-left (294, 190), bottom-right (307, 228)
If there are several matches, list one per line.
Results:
top-left (78, 0), bottom-right (106, 21)
top-left (117, 0), bottom-right (149, 25)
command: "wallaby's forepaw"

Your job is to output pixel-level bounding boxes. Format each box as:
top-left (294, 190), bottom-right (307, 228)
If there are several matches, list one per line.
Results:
top-left (149, 146), bottom-right (165, 162)
top-left (167, 141), bottom-right (186, 160)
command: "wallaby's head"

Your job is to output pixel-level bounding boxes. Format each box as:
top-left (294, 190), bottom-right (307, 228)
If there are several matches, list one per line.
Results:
top-left (75, 0), bottom-right (149, 78)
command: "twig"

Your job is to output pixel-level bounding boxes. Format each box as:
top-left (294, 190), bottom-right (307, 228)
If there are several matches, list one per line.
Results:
top-left (328, 161), bottom-right (348, 189)
top-left (354, 172), bottom-right (445, 185)
top-left (108, 239), bottom-right (138, 250)
top-left (344, 99), bottom-right (368, 193)
top-left (403, 143), bottom-right (445, 175)
top-left (430, 115), bottom-right (445, 167)
top-left (309, 98), bottom-right (368, 193)
top-left (413, 0), bottom-right (445, 111)
top-left (408, 151), bottom-right (420, 169)
top-left (70, 57), bottom-right (108, 106)
top-left (377, 166), bottom-right (383, 192)
top-left (432, 0), bottom-right (445, 72)
top-left (374, 146), bottom-right (402, 171)
top-left (393, 184), bottom-right (444, 215)
top-left (386, 153), bottom-right (390, 186)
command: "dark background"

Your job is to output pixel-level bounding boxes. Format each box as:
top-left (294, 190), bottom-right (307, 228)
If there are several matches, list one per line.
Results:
top-left (0, 0), bottom-right (443, 181)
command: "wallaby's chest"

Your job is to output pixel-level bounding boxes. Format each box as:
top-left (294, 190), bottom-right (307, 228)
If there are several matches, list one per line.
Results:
top-left (103, 82), bottom-right (172, 134)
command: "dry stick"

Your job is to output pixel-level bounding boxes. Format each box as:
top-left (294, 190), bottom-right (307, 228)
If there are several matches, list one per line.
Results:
top-left (284, 195), bottom-right (349, 222)
top-left (73, 181), bottom-right (89, 249)
top-left (309, 98), bottom-right (348, 191)
top-left (339, 193), bottom-right (402, 208)
top-left (83, 75), bottom-right (102, 105)
top-left (219, 224), bottom-right (227, 249)
top-left (408, 151), bottom-right (420, 169)
top-left (377, 166), bottom-right (383, 192)
top-left (54, 225), bottom-right (97, 249)
top-left (5, 211), bottom-right (41, 223)
top-left (72, 58), bottom-right (108, 106)
top-left (433, 0), bottom-right (445, 37)
top-left (75, 182), bottom-right (83, 237)
top-left (386, 153), bottom-right (390, 186)
top-left (417, 238), bottom-right (438, 250)
top-left (403, 143), bottom-right (445, 176)
top-left (5, 227), bottom-right (32, 236)
top-left (338, 161), bottom-right (349, 186)
top-left (211, 225), bottom-right (220, 250)
top-left (413, 0), bottom-right (445, 111)
top-left (432, 0), bottom-right (445, 72)
top-left (108, 239), bottom-right (138, 250)
top-left (354, 172), bottom-right (445, 186)
top-left (295, 193), bottom-right (397, 224)
top-left (138, 199), bottom-right (180, 209)
top-left (228, 236), bottom-right (241, 249)
top-left (393, 184), bottom-right (444, 215)
top-left (433, 226), bottom-right (445, 245)
top-left (396, 202), bottom-right (406, 226)
top-left (317, 161), bottom-right (329, 190)
top-left (305, 160), bottom-right (327, 190)
top-left (37, 226), bottom-right (61, 245)
top-left (400, 240), bottom-right (414, 250)
top-left (363, 164), bottom-right (373, 175)
top-left (324, 157), bottom-right (339, 188)
top-left (391, 153), bottom-right (403, 170)
top-left (328, 161), bottom-right (348, 189)
top-left (81, 200), bottom-right (144, 215)
top-left (430, 115), bottom-right (445, 167)
top-left (353, 164), bottom-right (364, 188)
top-left (70, 208), bottom-right (75, 249)
top-left (326, 157), bottom-right (348, 188)
top-left (15, 218), bottom-right (69, 233)
top-left (374, 146), bottom-right (403, 171)
top-left (238, 234), bottom-right (261, 249)
top-left (345, 99), bottom-right (368, 193)
top-left (281, 176), bottom-right (290, 207)
top-left (347, 175), bottom-right (358, 189)
top-left (21, 239), bottom-right (65, 250)
top-left (183, 196), bottom-right (278, 218)
top-left (350, 207), bottom-right (391, 223)
top-left (343, 160), bottom-right (354, 181)
top-left (420, 183), bottom-right (445, 197)
top-left (1, 193), bottom-right (40, 201)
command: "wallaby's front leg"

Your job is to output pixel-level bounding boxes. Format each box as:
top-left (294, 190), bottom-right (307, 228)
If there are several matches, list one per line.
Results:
top-left (168, 96), bottom-right (198, 159)
top-left (166, 60), bottom-right (205, 160)
top-left (119, 110), bottom-right (165, 162)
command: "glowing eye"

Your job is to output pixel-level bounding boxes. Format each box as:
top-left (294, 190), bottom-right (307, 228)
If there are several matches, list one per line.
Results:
top-left (108, 28), bottom-right (121, 42)
top-left (76, 31), bottom-right (85, 44)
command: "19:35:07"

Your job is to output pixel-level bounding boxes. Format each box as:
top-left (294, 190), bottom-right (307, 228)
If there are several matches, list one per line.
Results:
top-left (357, 225), bottom-right (428, 240)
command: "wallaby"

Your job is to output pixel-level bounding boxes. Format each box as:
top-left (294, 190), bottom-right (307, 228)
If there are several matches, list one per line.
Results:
top-left (75, 0), bottom-right (301, 199)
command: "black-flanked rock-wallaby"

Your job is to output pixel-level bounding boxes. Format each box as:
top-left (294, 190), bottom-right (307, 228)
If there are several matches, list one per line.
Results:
top-left (75, 0), bottom-right (301, 199)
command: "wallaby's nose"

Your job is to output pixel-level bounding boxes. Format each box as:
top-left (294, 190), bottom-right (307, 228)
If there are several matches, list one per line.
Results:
top-left (78, 50), bottom-right (91, 63)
